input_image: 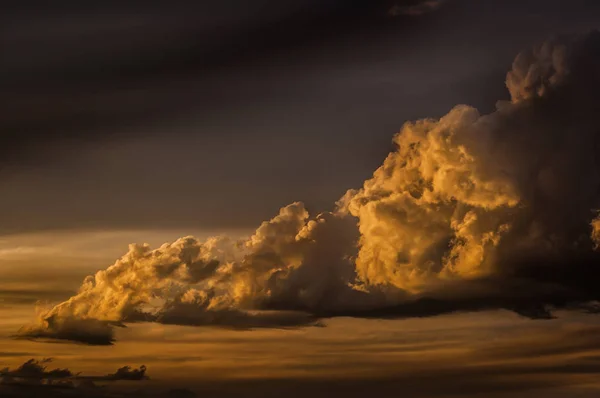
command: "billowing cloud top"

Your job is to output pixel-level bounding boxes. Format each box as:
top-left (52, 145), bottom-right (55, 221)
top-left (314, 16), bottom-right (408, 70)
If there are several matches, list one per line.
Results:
top-left (18, 31), bottom-right (600, 345)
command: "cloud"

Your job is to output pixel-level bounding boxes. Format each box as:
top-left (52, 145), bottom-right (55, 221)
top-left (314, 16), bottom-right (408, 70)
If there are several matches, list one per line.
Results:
top-left (0, 358), bottom-right (148, 397)
top-left (9, 314), bottom-right (600, 397)
top-left (0, 0), bottom-right (395, 174)
top-left (0, 358), bottom-right (148, 381)
top-left (0, 358), bottom-right (72, 381)
top-left (342, 31), bottom-right (600, 287)
top-left (16, 315), bottom-right (116, 346)
top-left (388, 0), bottom-right (447, 17)
top-left (0, 358), bottom-right (149, 396)
top-left (78, 365), bottom-right (148, 382)
top-left (17, 30), bottom-right (600, 345)
top-left (17, 206), bottom-right (364, 344)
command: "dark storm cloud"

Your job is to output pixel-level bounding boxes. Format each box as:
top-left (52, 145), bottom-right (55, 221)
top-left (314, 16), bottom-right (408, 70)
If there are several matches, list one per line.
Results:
top-left (0, 0), bottom-right (461, 235)
top-left (0, 0), bottom-right (410, 166)
top-left (2, 0), bottom-right (600, 235)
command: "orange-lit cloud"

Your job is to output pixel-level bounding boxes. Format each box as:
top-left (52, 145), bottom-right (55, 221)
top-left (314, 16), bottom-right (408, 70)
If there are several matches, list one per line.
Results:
top-left (18, 31), bottom-right (600, 345)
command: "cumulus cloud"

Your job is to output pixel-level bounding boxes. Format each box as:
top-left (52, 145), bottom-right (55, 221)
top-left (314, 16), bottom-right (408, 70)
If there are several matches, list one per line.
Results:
top-left (17, 30), bottom-right (600, 344)
top-left (338, 30), bottom-right (600, 306)
top-left (18, 205), bottom-right (371, 344)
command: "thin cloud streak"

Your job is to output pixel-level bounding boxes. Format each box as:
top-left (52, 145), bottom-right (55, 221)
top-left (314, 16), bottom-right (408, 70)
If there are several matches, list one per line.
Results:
top-left (388, 0), bottom-right (447, 17)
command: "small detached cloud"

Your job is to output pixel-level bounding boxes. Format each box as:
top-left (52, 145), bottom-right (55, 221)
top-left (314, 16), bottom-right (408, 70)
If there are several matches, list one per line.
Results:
top-left (78, 365), bottom-right (148, 382)
top-left (15, 315), bottom-right (116, 346)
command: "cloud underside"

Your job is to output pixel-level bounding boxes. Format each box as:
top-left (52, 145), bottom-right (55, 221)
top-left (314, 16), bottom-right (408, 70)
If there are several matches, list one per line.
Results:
top-left (17, 31), bottom-right (600, 345)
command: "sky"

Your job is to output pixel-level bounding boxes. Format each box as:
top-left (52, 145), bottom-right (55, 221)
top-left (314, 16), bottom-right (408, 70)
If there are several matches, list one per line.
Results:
top-left (3, 0), bottom-right (600, 234)
top-left (4, 0), bottom-right (600, 397)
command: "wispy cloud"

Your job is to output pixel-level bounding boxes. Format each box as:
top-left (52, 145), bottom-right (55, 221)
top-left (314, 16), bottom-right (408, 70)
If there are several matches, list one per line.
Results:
top-left (388, 0), bottom-right (447, 17)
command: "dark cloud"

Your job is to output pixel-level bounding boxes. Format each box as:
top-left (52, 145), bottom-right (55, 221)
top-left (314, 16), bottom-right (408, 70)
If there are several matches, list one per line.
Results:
top-left (152, 307), bottom-right (321, 331)
top-left (0, 358), bottom-right (149, 397)
top-left (388, 0), bottom-right (447, 17)
top-left (0, 358), bottom-right (72, 381)
top-left (2, 1), bottom-right (600, 235)
top-left (78, 365), bottom-right (148, 382)
top-left (0, 0), bottom-right (403, 167)
top-left (16, 316), bottom-right (116, 346)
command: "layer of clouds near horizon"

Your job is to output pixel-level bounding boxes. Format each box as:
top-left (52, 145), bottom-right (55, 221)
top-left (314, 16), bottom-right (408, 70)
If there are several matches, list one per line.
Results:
top-left (18, 31), bottom-right (600, 344)
top-left (0, 358), bottom-right (148, 396)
